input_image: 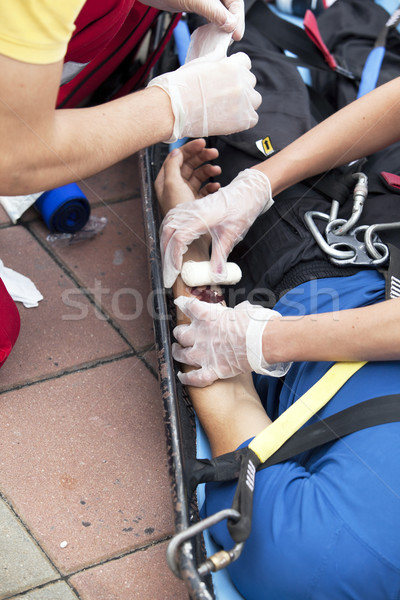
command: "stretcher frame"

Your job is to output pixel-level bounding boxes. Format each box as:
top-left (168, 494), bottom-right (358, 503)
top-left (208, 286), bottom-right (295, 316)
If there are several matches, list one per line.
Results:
top-left (136, 13), bottom-right (219, 597)
top-left (139, 144), bottom-right (216, 599)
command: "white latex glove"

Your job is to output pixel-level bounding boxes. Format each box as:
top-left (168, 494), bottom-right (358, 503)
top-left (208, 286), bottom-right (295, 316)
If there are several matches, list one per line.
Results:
top-left (161, 168), bottom-right (273, 288)
top-left (147, 24), bottom-right (260, 143)
top-left (142, 0), bottom-right (244, 40)
top-left (172, 297), bottom-right (292, 387)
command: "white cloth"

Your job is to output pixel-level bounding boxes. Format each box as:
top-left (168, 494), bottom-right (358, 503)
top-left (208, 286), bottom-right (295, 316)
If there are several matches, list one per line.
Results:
top-left (0, 259), bottom-right (43, 308)
top-left (0, 193), bottom-right (42, 223)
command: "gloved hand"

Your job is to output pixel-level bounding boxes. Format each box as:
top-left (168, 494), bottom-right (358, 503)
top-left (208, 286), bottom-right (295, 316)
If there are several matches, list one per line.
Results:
top-left (147, 23), bottom-right (260, 143)
top-left (161, 168), bottom-right (273, 288)
top-left (147, 53), bottom-right (260, 143)
top-left (142, 0), bottom-right (244, 41)
top-left (172, 297), bottom-right (292, 387)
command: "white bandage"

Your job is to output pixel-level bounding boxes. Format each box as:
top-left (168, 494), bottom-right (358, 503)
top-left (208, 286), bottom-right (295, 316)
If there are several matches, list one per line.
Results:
top-left (181, 261), bottom-right (242, 287)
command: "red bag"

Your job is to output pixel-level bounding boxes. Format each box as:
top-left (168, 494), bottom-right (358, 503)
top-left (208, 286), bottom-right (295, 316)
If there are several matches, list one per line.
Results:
top-left (57, 0), bottom-right (180, 108)
top-left (0, 278), bottom-right (20, 368)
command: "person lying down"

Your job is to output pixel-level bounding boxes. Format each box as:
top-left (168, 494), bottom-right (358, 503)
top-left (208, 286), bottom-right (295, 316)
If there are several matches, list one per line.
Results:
top-left (155, 139), bottom-right (400, 600)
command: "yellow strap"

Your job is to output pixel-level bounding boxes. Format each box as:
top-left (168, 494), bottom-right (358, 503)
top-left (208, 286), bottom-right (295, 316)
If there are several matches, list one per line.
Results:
top-left (249, 361), bottom-right (367, 463)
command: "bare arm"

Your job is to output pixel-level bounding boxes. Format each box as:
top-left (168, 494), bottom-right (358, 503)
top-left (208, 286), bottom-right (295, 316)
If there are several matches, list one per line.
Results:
top-left (0, 36), bottom-right (260, 195)
top-left (252, 77), bottom-right (400, 363)
top-left (0, 55), bottom-right (174, 194)
top-left (255, 76), bottom-right (400, 195)
top-left (263, 297), bottom-right (400, 364)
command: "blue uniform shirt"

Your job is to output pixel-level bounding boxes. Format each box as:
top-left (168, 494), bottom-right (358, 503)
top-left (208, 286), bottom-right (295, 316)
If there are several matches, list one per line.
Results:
top-left (206, 271), bottom-right (400, 600)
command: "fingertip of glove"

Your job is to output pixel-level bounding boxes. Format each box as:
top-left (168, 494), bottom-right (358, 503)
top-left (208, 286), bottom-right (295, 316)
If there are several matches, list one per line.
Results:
top-left (232, 23), bottom-right (244, 42)
top-left (163, 273), bottom-right (175, 289)
top-left (229, 51), bottom-right (251, 69)
top-left (163, 261), bottom-right (181, 288)
top-left (253, 90), bottom-right (262, 109)
top-left (176, 370), bottom-right (186, 384)
top-left (174, 295), bottom-right (191, 311)
top-left (178, 370), bottom-right (210, 388)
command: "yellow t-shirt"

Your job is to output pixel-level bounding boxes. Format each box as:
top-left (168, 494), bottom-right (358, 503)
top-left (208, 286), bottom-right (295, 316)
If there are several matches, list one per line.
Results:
top-left (0, 1), bottom-right (85, 64)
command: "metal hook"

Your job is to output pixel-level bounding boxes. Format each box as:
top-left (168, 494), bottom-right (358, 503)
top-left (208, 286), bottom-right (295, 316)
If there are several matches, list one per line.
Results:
top-left (364, 221), bottom-right (400, 260)
top-left (166, 508), bottom-right (243, 579)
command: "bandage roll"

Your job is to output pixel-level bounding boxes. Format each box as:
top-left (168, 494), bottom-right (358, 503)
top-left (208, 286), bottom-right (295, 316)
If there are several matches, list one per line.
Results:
top-left (181, 260), bottom-right (242, 287)
top-left (35, 183), bottom-right (90, 233)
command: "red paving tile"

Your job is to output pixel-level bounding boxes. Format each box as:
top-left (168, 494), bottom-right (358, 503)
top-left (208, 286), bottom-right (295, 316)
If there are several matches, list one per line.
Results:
top-left (0, 226), bottom-right (129, 390)
top-left (70, 541), bottom-right (188, 600)
top-left (0, 154), bottom-right (189, 599)
top-left (79, 155), bottom-right (141, 206)
top-left (29, 201), bottom-right (155, 351)
top-left (142, 349), bottom-right (157, 375)
top-left (0, 357), bottom-right (174, 574)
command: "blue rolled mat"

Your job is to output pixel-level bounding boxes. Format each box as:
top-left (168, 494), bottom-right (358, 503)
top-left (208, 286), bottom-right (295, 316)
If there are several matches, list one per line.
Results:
top-left (35, 183), bottom-right (90, 233)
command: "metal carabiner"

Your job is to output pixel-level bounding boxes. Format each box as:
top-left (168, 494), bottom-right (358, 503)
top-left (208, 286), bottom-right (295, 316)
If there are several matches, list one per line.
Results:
top-left (304, 211), bottom-right (355, 260)
top-left (364, 221), bottom-right (400, 260)
top-left (333, 172), bottom-right (368, 235)
top-left (166, 508), bottom-right (243, 579)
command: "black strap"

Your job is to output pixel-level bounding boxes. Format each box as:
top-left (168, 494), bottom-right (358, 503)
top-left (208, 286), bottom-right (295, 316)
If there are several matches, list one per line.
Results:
top-left (302, 160), bottom-right (367, 206)
top-left (187, 393), bottom-right (400, 496)
top-left (246, 1), bottom-right (354, 78)
top-left (261, 393), bottom-right (400, 469)
top-left (226, 393), bottom-right (400, 543)
top-left (186, 394), bottom-right (400, 543)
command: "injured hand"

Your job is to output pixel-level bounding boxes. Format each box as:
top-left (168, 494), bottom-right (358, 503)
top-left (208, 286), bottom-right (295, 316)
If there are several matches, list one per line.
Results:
top-left (172, 297), bottom-right (292, 387)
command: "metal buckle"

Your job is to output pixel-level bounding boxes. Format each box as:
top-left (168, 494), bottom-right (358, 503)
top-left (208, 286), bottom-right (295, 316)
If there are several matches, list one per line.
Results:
top-left (166, 508), bottom-right (243, 579)
top-left (335, 64), bottom-right (355, 79)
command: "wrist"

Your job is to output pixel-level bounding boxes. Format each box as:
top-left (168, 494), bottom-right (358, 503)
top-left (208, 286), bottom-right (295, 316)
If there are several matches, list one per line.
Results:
top-left (246, 167), bottom-right (274, 214)
top-left (144, 85), bottom-right (175, 143)
top-left (247, 310), bottom-right (292, 377)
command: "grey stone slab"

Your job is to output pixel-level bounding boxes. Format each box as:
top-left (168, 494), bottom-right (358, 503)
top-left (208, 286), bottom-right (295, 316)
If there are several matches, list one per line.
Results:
top-left (0, 499), bottom-right (59, 599)
top-left (8, 581), bottom-right (78, 600)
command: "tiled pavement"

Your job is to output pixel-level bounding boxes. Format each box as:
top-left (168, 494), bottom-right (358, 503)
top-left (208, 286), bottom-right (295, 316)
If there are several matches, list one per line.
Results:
top-left (0, 155), bottom-right (188, 599)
